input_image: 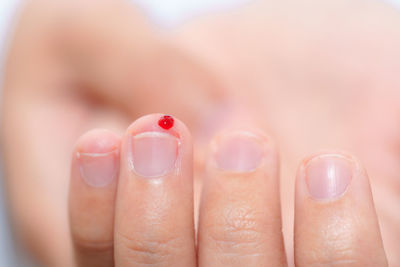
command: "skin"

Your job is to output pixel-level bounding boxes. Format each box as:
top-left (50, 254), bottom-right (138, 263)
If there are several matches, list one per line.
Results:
top-left (68, 116), bottom-right (388, 267)
top-left (1, 0), bottom-right (399, 266)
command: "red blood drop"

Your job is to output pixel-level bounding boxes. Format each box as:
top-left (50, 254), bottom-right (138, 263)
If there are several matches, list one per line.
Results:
top-left (158, 115), bottom-right (174, 130)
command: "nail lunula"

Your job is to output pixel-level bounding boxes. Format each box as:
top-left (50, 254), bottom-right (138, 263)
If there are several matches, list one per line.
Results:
top-left (158, 115), bottom-right (174, 130)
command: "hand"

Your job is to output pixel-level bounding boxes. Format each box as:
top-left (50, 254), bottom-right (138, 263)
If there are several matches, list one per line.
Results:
top-left (2, 0), bottom-right (399, 266)
top-left (69, 114), bottom-right (387, 266)
top-left (1, 1), bottom-right (220, 265)
top-left (173, 0), bottom-right (400, 264)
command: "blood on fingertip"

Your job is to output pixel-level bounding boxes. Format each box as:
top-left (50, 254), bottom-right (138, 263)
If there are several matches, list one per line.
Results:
top-left (158, 115), bottom-right (174, 130)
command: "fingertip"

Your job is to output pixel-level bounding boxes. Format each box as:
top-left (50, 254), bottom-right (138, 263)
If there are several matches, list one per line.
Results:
top-left (74, 129), bottom-right (121, 154)
top-left (121, 113), bottom-right (192, 179)
top-left (69, 129), bottom-right (121, 266)
top-left (125, 113), bottom-right (191, 140)
top-left (294, 151), bottom-right (388, 266)
top-left (296, 151), bottom-right (375, 204)
top-left (198, 129), bottom-right (286, 266)
top-left (115, 114), bottom-right (196, 266)
top-left (208, 129), bottom-right (278, 173)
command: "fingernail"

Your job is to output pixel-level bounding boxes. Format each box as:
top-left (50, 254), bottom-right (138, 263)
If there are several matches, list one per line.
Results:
top-left (131, 132), bottom-right (179, 177)
top-left (78, 150), bottom-right (119, 187)
top-left (215, 132), bottom-right (264, 172)
top-left (305, 154), bottom-right (352, 200)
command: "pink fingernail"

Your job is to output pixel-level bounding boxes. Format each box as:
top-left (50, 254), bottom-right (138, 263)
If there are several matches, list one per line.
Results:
top-left (131, 132), bottom-right (179, 177)
top-left (215, 132), bottom-right (264, 172)
top-left (77, 150), bottom-right (119, 187)
top-left (305, 154), bottom-right (352, 200)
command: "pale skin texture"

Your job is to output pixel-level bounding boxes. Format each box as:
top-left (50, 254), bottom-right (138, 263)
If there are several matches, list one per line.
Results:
top-left (1, 0), bottom-right (399, 266)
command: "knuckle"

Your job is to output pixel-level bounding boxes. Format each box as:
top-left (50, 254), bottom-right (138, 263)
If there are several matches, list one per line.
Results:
top-left (302, 252), bottom-right (359, 267)
top-left (117, 231), bottom-right (180, 265)
top-left (298, 228), bottom-right (363, 267)
top-left (206, 206), bottom-right (268, 253)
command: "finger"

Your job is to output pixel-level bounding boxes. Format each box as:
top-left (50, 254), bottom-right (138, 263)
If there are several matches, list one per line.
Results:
top-left (114, 114), bottom-right (196, 267)
top-left (69, 129), bottom-right (120, 267)
top-left (5, 0), bottom-right (223, 127)
top-left (198, 130), bottom-right (286, 267)
top-left (294, 152), bottom-right (388, 266)
top-left (58, 1), bottom-right (224, 125)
